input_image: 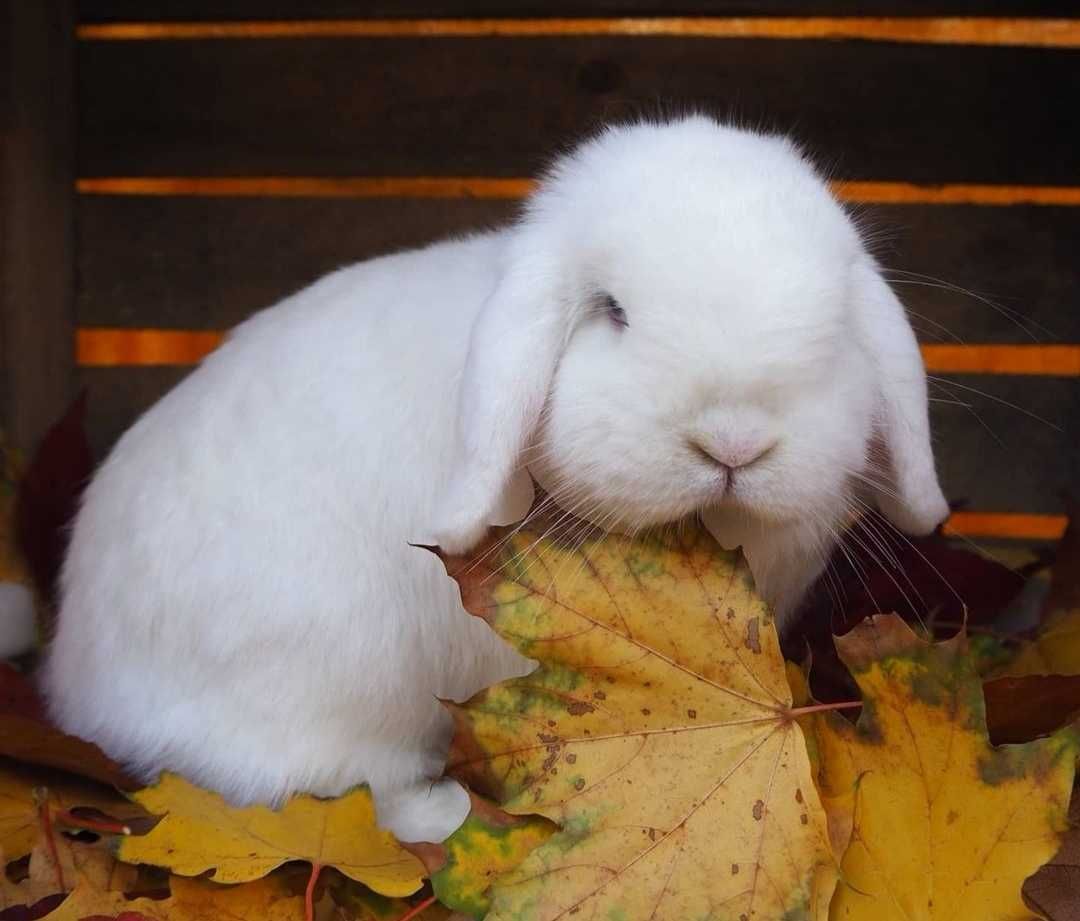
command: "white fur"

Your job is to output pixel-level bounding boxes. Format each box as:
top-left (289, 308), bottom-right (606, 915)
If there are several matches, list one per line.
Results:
top-left (42, 116), bottom-right (946, 843)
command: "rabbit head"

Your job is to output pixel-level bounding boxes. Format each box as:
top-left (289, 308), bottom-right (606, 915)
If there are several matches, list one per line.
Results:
top-left (435, 115), bottom-right (948, 624)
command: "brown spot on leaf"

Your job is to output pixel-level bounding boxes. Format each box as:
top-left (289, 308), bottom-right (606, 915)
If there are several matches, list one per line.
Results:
top-left (566, 753), bottom-right (577, 764)
top-left (727, 608), bottom-right (736, 620)
top-left (800, 814), bottom-right (808, 825)
top-left (687, 709), bottom-right (697, 719)
top-left (795, 788), bottom-right (804, 804)
top-left (574, 778), bottom-right (585, 791)
top-left (538, 732), bottom-right (558, 744)
top-left (744, 617), bottom-right (762, 654)
top-left (566, 700), bottom-right (595, 716)
top-left (648, 828), bottom-right (656, 841)
top-left (752, 800), bottom-right (765, 820)
top-left (641, 708), bottom-right (651, 716)
top-left (731, 863), bottom-right (739, 875)
top-left (593, 690), bottom-right (607, 700)
top-left (947, 809), bottom-right (959, 825)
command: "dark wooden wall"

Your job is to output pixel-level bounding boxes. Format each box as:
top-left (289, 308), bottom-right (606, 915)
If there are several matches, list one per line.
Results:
top-left (5, 2), bottom-right (1080, 543)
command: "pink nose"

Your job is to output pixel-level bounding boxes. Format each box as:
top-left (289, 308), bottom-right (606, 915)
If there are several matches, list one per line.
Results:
top-left (691, 436), bottom-right (775, 470)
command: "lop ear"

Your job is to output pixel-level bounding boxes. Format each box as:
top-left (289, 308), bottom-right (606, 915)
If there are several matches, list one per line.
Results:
top-left (432, 232), bottom-right (568, 553)
top-left (853, 259), bottom-right (949, 535)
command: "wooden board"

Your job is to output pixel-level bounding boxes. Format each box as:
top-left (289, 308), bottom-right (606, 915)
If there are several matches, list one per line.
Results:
top-left (76, 37), bottom-right (1080, 183)
top-left (77, 2), bottom-right (1080, 22)
top-left (1, 0), bottom-right (76, 456)
top-left (76, 196), bottom-right (1080, 345)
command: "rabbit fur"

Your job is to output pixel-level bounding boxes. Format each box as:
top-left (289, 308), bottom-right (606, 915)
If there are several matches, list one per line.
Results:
top-left (42, 116), bottom-right (948, 844)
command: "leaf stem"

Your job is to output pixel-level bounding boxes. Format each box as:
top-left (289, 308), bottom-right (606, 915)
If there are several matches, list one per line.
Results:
top-left (396, 894), bottom-right (437, 921)
top-left (35, 794), bottom-right (66, 891)
top-left (53, 809), bottom-right (132, 836)
top-left (305, 862), bottom-right (322, 921)
top-left (783, 700), bottom-right (862, 718)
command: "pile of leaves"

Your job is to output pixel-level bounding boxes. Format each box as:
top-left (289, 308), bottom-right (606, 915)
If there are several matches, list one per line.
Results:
top-left (2, 399), bottom-right (1080, 921)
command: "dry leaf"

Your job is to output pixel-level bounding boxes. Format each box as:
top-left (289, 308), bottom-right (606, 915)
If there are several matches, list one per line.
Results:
top-left (0, 763), bottom-right (142, 867)
top-left (998, 608), bottom-right (1080, 678)
top-left (423, 794), bottom-right (555, 919)
top-left (1023, 790), bottom-right (1080, 921)
top-left (442, 520), bottom-right (837, 921)
top-left (800, 614), bottom-right (1078, 921)
top-left (41, 871), bottom-right (309, 921)
top-left (983, 674), bottom-right (1080, 744)
top-left (117, 773), bottom-right (425, 895)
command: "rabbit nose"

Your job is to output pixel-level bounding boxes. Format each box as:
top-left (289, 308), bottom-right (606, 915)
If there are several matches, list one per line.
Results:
top-left (690, 435), bottom-right (776, 471)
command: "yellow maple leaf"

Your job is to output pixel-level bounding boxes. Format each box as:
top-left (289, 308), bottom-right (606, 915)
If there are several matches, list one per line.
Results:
top-left (442, 520), bottom-right (837, 921)
top-left (0, 763), bottom-right (142, 866)
top-left (117, 773), bottom-right (426, 896)
top-left (42, 871), bottom-right (309, 921)
top-left (798, 614), bottom-right (1078, 921)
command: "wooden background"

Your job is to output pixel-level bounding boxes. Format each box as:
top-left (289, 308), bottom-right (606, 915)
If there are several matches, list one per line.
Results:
top-left (3, 1), bottom-right (1078, 544)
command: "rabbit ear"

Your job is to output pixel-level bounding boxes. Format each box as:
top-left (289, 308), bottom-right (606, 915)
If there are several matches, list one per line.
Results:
top-left (432, 232), bottom-right (568, 553)
top-left (853, 259), bottom-right (949, 535)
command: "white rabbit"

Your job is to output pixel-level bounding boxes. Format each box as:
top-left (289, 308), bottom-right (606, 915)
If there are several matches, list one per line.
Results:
top-left (42, 115), bottom-right (947, 844)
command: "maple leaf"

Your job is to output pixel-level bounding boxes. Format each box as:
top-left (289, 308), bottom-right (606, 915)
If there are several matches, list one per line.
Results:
top-left (798, 614), bottom-right (1079, 921)
top-left (40, 871), bottom-right (309, 921)
top-left (413, 793), bottom-right (556, 919)
top-left (441, 520), bottom-right (838, 921)
top-left (116, 773), bottom-right (426, 895)
top-left (0, 763), bottom-right (144, 868)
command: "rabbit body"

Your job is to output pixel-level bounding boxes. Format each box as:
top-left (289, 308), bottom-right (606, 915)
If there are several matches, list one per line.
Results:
top-left (43, 116), bottom-right (948, 844)
top-left (44, 234), bottom-right (530, 841)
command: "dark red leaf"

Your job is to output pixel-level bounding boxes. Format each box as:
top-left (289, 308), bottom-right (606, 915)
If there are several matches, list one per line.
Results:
top-left (983, 674), bottom-right (1080, 745)
top-left (14, 391), bottom-right (93, 612)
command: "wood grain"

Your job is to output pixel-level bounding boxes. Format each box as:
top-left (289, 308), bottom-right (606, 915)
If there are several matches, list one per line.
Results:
top-left (75, 196), bottom-right (1080, 342)
top-left (77, 176), bottom-right (1080, 206)
top-left (76, 2), bottom-right (1080, 23)
top-left (1, 0), bottom-right (76, 456)
top-left (77, 17), bottom-right (1080, 49)
top-left (76, 36), bottom-right (1080, 183)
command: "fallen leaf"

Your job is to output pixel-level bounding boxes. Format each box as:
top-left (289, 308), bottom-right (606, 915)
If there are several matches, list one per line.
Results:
top-left (0, 764), bottom-right (142, 868)
top-left (117, 774), bottom-right (425, 896)
top-left (441, 520), bottom-right (837, 921)
top-left (997, 609), bottom-right (1080, 678)
top-left (983, 674), bottom-right (1080, 744)
top-left (14, 392), bottom-right (92, 612)
top-left (799, 614), bottom-right (1078, 921)
top-left (1023, 789), bottom-right (1080, 921)
top-left (0, 713), bottom-right (134, 791)
top-left (423, 795), bottom-right (555, 919)
top-left (40, 871), bottom-right (309, 921)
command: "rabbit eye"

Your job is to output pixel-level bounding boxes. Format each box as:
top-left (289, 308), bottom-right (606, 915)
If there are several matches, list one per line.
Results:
top-left (605, 295), bottom-right (629, 329)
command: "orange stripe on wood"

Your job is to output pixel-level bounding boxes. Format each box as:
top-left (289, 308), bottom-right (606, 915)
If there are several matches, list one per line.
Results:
top-left (76, 176), bottom-right (533, 199)
top-left (76, 177), bottom-right (1080, 207)
top-left (77, 330), bottom-right (1080, 379)
top-left (942, 512), bottom-right (1066, 541)
top-left (76, 17), bottom-right (1080, 48)
top-left (76, 328), bottom-right (225, 366)
top-left (920, 344), bottom-right (1080, 376)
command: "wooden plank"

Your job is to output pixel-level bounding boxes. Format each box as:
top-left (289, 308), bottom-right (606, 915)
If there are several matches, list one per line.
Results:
top-left (77, 196), bottom-right (518, 329)
top-left (76, 2), bottom-right (1080, 23)
top-left (76, 176), bottom-right (1080, 206)
top-left (75, 368), bottom-right (1077, 521)
top-left (942, 513), bottom-right (1066, 540)
top-left (73, 329), bottom-right (1080, 377)
top-left (921, 345), bottom-right (1080, 376)
top-left (75, 196), bottom-right (1080, 342)
top-left (76, 17), bottom-right (1080, 49)
top-left (76, 37), bottom-right (1080, 183)
top-left (1, 0), bottom-right (76, 456)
